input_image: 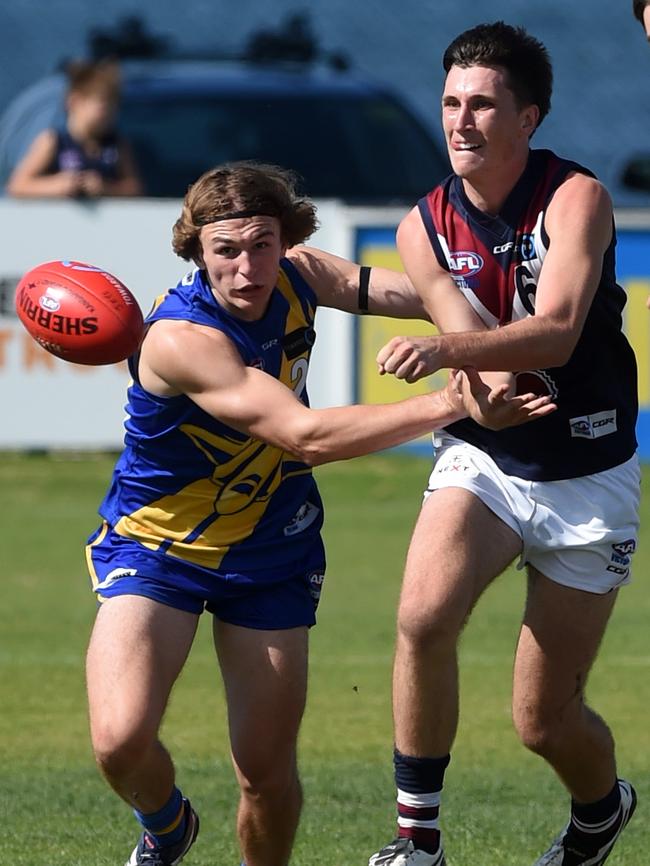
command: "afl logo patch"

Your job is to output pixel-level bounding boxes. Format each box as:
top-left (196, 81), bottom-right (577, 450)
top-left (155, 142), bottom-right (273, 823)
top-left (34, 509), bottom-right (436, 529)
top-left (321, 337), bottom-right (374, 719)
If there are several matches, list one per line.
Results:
top-left (39, 293), bottom-right (60, 312)
top-left (449, 251), bottom-right (484, 277)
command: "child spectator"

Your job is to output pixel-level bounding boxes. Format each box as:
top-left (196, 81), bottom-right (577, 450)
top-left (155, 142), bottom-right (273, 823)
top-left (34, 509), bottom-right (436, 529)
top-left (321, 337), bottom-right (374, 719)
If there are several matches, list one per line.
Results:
top-left (6, 60), bottom-right (143, 197)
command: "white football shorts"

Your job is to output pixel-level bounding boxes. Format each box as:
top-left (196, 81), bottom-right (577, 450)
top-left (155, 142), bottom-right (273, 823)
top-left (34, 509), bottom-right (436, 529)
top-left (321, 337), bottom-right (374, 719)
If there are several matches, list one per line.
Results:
top-left (424, 433), bottom-right (641, 594)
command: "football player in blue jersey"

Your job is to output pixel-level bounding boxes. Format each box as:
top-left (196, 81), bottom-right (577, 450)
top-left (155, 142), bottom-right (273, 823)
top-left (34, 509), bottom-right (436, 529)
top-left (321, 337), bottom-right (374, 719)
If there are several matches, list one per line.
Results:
top-left (368, 22), bottom-right (639, 866)
top-left (633, 0), bottom-right (650, 39)
top-left (84, 162), bottom-right (553, 866)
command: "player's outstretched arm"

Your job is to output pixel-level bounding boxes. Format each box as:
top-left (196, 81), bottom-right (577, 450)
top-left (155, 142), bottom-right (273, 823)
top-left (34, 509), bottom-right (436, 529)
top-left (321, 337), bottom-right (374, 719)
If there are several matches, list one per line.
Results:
top-left (139, 319), bottom-right (465, 466)
top-left (140, 321), bottom-right (554, 467)
top-left (286, 245), bottom-right (431, 320)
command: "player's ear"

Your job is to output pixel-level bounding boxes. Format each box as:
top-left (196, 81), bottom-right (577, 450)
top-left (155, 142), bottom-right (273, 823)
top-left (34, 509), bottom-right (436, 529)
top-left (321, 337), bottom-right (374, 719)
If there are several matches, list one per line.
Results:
top-left (521, 105), bottom-right (540, 136)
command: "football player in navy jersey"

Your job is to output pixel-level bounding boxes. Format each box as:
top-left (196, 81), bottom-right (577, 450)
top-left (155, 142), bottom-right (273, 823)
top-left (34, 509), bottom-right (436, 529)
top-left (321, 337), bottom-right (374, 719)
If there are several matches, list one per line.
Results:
top-left (84, 162), bottom-right (552, 866)
top-left (633, 0), bottom-right (650, 39)
top-left (368, 22), bottom-right (639, 866)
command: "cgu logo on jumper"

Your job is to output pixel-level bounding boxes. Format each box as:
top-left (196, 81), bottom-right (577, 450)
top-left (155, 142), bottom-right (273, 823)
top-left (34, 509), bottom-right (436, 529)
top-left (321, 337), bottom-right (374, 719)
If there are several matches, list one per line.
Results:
top-left (448, 251), bottom-right (484, 278)
top-left (569, 410), bottom-right (617, 440)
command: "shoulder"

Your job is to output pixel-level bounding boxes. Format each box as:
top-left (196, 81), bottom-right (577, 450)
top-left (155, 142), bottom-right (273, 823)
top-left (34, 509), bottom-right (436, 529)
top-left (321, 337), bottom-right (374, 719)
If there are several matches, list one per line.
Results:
top-left (284, 246), bottom-right (320, 280)
top-left (141, 318), bottom-right (242, 395)
top-left (146, 317), bottom-right (234, 356)
top-left (537, 147), bottom-right (610, 211)
top-left (397, 204), bottom-right (429, 245)
top-left (547, 172), bottom-right (612, 231)
top-left (277, 250), bottom-right (318, 305)
top-left (540, 171), bottom-right (614, 259)
top-left (553, 170), bottom-right (611, 204)
top-left (397, 203), bottom-right (443, 266)
top-left (37, 128), bottom-right (59, 145)
top-left (401, 175), bottom-right (458, 243)
top-left (25, 128), bottom-right (58, 156)
top-left (284, 246), bottom-right (341, 297)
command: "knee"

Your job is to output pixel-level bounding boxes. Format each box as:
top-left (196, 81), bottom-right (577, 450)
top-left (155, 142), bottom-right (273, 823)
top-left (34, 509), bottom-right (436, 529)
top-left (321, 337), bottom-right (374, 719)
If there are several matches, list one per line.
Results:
top-left (512, 700), bottom-right (569, 758)
top-left (396, 593), bottom-right (466, 651)
top-left (91, 722), bottom-right (156, 779)
top-left (236, 752), bottom-right (299, 803)
top-left (514, 716), bottom-right (556, 757)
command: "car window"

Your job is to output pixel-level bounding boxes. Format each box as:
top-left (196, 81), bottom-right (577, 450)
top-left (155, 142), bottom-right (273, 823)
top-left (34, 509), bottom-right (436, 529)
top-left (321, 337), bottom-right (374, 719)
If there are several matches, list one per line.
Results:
top-left (120, 92), bottom-right (448, 201)
top-left (622, 156), bottom-right (650, 193)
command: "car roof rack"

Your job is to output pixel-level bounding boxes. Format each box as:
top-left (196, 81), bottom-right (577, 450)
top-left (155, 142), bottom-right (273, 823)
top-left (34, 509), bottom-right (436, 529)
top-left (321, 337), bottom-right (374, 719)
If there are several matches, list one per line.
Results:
top-left (75, 12), bottom-right (350, 71)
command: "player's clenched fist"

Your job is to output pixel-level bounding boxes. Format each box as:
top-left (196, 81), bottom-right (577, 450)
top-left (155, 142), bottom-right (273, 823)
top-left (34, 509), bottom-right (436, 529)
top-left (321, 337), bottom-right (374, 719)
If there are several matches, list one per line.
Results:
top-left (376, 334), bottom-right (442, 382)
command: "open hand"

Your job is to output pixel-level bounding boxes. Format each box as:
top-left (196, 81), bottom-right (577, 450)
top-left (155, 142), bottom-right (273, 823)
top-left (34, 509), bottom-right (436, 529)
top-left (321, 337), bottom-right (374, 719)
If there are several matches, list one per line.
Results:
top-left (458, 366), bottom-right (556, 430)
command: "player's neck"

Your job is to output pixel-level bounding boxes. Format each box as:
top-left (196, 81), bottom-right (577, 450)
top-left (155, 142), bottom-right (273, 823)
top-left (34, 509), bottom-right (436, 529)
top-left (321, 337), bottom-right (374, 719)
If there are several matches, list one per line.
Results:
top-left (460, 152), bottom-right (530, 216)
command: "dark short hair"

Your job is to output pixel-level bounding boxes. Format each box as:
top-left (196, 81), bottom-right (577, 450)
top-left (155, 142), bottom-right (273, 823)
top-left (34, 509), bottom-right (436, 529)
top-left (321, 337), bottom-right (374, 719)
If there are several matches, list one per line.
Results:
top-left (443, 21), bottom-right (553, 131)
top-left (633, 0), bottom-right (650, 23)
top-left (172, 162), bottom-right (319, 265)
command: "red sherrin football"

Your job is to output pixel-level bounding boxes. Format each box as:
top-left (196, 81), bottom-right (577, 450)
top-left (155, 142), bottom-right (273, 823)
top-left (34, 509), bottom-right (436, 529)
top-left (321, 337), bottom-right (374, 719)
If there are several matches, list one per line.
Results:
top-left (15, 260), bottom-right (144, 365)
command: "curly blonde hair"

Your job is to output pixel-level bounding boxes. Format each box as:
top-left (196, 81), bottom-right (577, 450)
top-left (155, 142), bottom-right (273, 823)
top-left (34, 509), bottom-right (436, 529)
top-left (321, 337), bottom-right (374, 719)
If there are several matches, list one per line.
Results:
top-left (172, 162), bottom-right (319, 265)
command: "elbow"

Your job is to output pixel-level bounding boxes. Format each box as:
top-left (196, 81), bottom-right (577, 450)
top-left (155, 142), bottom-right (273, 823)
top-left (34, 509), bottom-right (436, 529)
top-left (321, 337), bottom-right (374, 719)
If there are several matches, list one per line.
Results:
top-left (539, 347), bottom-right (572, 369)
top-left (5, 178), bottom-right (24, 197)
top-left (283, 415), bottom-right (330, 467)
top-left (285, 445), bottom-right (327, 468)
top-left (303, 447), bottom-right (332, 467)
top-left (296, 450), bottom-right (326, 468)
top-left (286, 439), bottom-right (328, 468)
top-left (535, 324), bottom-right (579, 368)
top-left (544, 339), bottom-right (577, 369)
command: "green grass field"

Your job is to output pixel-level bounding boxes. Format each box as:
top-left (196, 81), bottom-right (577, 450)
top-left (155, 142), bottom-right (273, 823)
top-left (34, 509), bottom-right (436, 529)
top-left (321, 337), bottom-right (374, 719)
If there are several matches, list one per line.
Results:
top-left (1, 451), bottom-right (649, 865)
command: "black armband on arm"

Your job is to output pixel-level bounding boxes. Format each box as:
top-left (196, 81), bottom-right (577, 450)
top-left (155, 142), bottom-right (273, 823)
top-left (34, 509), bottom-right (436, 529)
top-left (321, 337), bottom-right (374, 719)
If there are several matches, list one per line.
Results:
top-left (358, 266), bottom-right (371, 313)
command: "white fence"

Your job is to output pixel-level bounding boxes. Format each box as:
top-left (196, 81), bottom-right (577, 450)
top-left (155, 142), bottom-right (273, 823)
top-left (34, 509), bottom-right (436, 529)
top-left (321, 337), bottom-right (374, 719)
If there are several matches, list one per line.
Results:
top-left (0, 198), bottom-right (406, 449)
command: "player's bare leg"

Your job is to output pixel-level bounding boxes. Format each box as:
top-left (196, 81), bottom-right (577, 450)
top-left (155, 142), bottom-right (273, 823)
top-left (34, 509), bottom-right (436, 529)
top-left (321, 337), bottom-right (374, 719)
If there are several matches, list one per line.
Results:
top-left (514, 569), bottom-right (636, 864)
top-left (369, 489), bottom-right (523, 865)
top-left (393, 488), bottom-right (522, 757)
top-left (86, 594), bottom-right (199, 811)
top-left (513, 568), bottom-right (618, 796)
top-left (214, 621), bottom-right (308, 866)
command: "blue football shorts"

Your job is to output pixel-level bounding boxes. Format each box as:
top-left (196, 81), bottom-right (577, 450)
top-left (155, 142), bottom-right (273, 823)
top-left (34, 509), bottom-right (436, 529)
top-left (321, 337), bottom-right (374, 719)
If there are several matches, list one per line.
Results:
top-left (86, 522), bottom-right (326, 629)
